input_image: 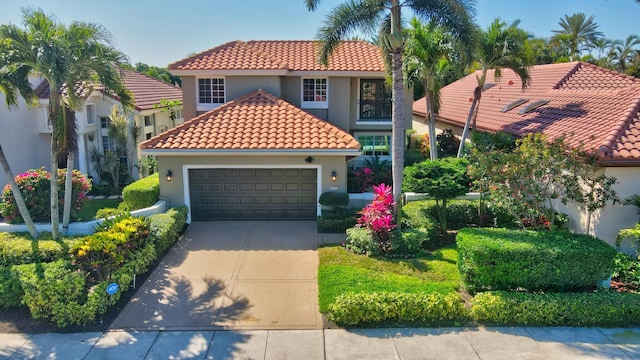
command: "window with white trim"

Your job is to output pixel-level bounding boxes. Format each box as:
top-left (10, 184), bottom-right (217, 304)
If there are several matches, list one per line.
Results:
top-left (144, 115), bottom-right (153, 127)
top-left (100, 116), bottom-right (109, 129)
top-left (356, 133), bottom-right (392, 157)
top-left (198, 78), bottom-right (225, 110)
top-left (85, 104), bottom-right (95, 124)
top-left (301, 78), bottom-right (328, 109)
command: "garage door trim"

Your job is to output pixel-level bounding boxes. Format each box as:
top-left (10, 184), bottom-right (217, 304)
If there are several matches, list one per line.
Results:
top-left (182, 164), bottom-right (322, 223)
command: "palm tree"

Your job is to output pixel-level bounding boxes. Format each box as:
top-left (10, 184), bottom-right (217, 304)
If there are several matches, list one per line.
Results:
top-left (305, 0), bottom-right (475, 208)
top-left (611, 35), bottom-right (640, 72)
top-left (551, 13), bottom-right (603, 61)
top-left (0, 8), bottom-right (133, 238)
top-left (0, 52), bottom-right (39, 238)
top-left (404, 18), bottom-right (467, 160)
top-left (457, 19), bottom-right (533, 157)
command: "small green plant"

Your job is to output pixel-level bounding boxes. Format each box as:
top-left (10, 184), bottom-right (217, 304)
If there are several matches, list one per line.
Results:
top-left (345, 227), bottom-right (377, 255)
top-left (618, 223), bottom-right (640, 257)
top-left (403, 158), bottom-right (470, 231)
top-left (122, 173), bottom-right (159, 210)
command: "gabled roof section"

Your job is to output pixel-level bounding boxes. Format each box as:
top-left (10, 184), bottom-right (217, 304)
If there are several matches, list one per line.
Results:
top-left (168, 40), bottom-right (385, 73)
top-left (140, 89), bottom-right (361, 152)
top-left (413, 62), bottom-right (640, 163)
top-left (34, 69), bottom-right (182, 112)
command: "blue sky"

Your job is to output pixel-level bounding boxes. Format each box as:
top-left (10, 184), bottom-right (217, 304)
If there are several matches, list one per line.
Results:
top-left (0, 0), bottom-right (638, 66)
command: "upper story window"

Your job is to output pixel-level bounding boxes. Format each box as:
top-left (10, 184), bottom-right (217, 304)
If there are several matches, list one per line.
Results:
top-left (100, 116), bottom-right (109, 129)
top-left (144, 115), bottom-right (153, 127)
top-left (198, 78), bottom-right (225, 111)
top-left (175, 109), bottom-right (183, 120)
top-left (359, 79), bottom-right (392, 122)
top-left (301, 78), bottom-right (328, 109)
top-left (85, 104), bottom-right (95, 124)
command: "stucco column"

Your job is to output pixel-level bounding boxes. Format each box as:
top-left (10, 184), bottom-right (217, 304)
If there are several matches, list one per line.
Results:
top-left (78, 134), bottom-right (88, 175)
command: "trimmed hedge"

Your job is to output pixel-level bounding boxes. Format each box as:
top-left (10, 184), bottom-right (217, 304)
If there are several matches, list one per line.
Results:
top-left (122, 173), bottom-right (159, 210)
top-left (319, 192), bottom-right (349, 209)
top-left (457, 228), bottom-right (617, 293)
top-left (0, 206), bottom-right (188, 327)
top-left (471, 291), bottom-right (640, 327)
top-left (318, 217), bottom-right (357, 233)
top-left (328, 292), bottom-right (467, 326)
top-left (0, 233), bottom-right (81, 266)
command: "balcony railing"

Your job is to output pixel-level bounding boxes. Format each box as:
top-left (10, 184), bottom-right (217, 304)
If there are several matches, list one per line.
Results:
top-left (359, 99), bottom-right (392, 121)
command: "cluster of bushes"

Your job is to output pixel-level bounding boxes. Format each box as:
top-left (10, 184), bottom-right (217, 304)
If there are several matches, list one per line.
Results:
top-left (122, 173), bottom-right (160, 210)
top-left (0, 206), bottom-right (187, 327)
top-left (317, 192), bottom-right (357, 233)
top-left (0, 167), bottom-right (91, 223)
top-left (328, 292), bottom-right (466, 325)
top-left (457, 228), bottom-right (617, 293)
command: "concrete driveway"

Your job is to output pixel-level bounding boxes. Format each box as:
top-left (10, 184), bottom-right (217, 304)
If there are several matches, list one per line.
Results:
top-left (110, 221), bottom-right (322, 331)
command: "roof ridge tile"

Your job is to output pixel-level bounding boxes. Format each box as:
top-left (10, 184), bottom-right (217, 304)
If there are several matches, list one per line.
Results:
top-left (598, 88), bottom-right (640, 156)
top-left (552, 61), bottom-right (582, 89)
top-left (168, 40), bottom-right (244, 70)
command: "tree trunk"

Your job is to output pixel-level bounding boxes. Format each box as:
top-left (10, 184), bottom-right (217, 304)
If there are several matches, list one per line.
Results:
top-left (425, 78), bottom-right (438, 160)
top-left (49, 92), bottom-right (60, 239)
top-left (457, 96), bottom-right (478, 157)
top-left (391, 50), bottom-right (405, 211)
top-left (0, 144), bottom-right (38, 238)
top-left (62, 152), bottom-right (74, 235)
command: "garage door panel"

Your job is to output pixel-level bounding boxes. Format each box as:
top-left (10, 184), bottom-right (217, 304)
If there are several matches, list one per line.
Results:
top-left (189, 168), bottom-right (317, 221)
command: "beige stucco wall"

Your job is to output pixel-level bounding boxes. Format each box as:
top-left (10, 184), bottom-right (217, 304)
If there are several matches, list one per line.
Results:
top-left (0, 96), bottom-right (51, 187)
top-left (412, 113), bottom-right (464, 138)
top-left (181, 76), bottom-right (197, 121)
top-left (156, 154), bottom-right (350, 219)
top-left (328, 77), bottom-right (351, 131)
top-left (226, 76), bottom-right (281, 100)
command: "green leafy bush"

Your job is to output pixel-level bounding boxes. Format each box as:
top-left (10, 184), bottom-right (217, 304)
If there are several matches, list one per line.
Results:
top-left (71, 217), bottom-right (150, 283)
top-left (328, 292), bottom-right (467, 325)
top-left (122, 173), bottom-right (159, 210)
top-left (319, 192), bottom-right (349, 209)
top-left (318, 217), bottom-right (357, 233)
top-left (345, 227), bottom-right (377, 256)
top-left (471, 291), bottom-right (640, 327)
top-left (612, 252), bottom-right (640, 288)
top-left (0, 167), bottom-right (91, 223)
top-left (404, 149), bottom-right (425, 166)
top-left (148, 206), bottom-right (188, 254)
top-left (0, 233), bottom-right (81, 266)
top-left (392, 228), bottom-right (430, 255)
top-left (457, 228), bottom-right (617, 293)
top-left (0, 265), bottom-right (23, 307)
top-left (401, 201), bottom-right (438, 230)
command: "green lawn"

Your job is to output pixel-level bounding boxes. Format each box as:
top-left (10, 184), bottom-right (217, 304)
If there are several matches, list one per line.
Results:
top-left (318, 244), bottom-right (460, 312)
top-left (75, 198), bottom-right (122, 222)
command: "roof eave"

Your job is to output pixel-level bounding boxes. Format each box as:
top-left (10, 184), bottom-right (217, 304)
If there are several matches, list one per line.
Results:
top-left (140, 148), bottom-right (362, 157)
top-left (599, 157), bottom-right (640, 167)
top-left (169, 69), bottom-right (289, 77)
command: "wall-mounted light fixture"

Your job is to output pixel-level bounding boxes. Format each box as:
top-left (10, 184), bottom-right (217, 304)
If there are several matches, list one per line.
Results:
top-left (166, 170), bottom-right (173, 182)
top-left (331, 170), bottom-right (337, 182)
top-left (305, 156), bottom-right (315, 163)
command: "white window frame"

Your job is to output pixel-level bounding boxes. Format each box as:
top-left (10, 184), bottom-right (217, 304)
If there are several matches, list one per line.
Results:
top-left (354, 132), bottom-right (392, 160)
top-left (85, 104), bottom-right (95, 124)
top-left (197, 77), bottom-right (226, 112)
top-left (301, 77), bottom-right (328, 109)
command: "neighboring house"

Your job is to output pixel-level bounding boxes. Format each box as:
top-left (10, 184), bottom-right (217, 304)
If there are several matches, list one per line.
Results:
top-left (141, 40), bottom-right (413, 222)
top-left (412, 61), bottom-right (640, 247)
top-left (0, 69), bottom-right (182, 186)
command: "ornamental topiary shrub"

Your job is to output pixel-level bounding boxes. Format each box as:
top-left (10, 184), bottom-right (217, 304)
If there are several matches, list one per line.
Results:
top-left (122, 173), bottom-right (159, 210)
top-left (0, 167), bottom-right (91, 223)
top-left (457, 228), bottom-right (617, 293)
top-left (319, 191), bottom-right (349, 210)
top-left (328, 292), bottom-right (468, 326)
top-left (471, 291), bottom-right (640, 327)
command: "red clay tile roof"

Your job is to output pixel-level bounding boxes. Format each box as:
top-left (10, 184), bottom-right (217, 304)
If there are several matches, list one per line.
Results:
top-left (35, 69), bottom-right (182, 111)
top-left (413, 62), bottom-right (640, 163)
top-left (140, 89), bottom-right (361, 152)
top-left (168, 40), bottom-right (385, 72)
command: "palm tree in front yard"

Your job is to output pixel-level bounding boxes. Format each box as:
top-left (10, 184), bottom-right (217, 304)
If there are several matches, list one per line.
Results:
top-left (457, 19), bottom-right (533, 157)
top-left (0, 49), bottom-right (38, 238)
top-left (0, 8), bottom-right (133, 238)
top-left (305, 0), bottom-right (476, 209)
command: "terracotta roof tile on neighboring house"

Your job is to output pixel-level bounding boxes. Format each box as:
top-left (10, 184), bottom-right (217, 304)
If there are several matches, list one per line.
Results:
top-left (34, 69), bottom-right (182, 112)
top-left (168, 40), bottom-right (385, 72)
top-left (413, 62), bottom-right (640, 163)
top-left (141, 89), bottom-right (361, 152)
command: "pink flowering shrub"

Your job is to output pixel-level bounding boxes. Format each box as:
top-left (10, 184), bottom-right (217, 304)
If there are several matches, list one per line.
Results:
top-left (356, 183), bottom-right (396, 254)
top-left (0, 167), bottom-right (92, 224)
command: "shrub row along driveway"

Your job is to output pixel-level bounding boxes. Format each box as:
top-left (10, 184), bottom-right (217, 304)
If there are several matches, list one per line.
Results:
top-left (111, 221), bottom-right (322, 330)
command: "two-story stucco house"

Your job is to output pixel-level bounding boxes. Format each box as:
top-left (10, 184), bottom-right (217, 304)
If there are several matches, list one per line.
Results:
top-left (141, 40), bottom-right (412, 222)
top-left (0, 69), bottom-right (182, 186)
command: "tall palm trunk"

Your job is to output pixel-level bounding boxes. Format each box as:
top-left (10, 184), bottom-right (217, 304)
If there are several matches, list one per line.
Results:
top-left (456, 86), bottom-right (482, 157)
top-left (425, 76), bottom-right (438, 160)
top-left (49, 92), bottom-right (60, 239)
top-left (0, 144), bottom-right (38, 238)
top-left (391, 50), bottom-right (405, 208)
top-left (62, 152), bottom-right (74, 235)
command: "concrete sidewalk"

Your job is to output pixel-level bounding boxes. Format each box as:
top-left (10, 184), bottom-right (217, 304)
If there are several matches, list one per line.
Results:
top-left (2, 327), bottom-right (640, 359)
